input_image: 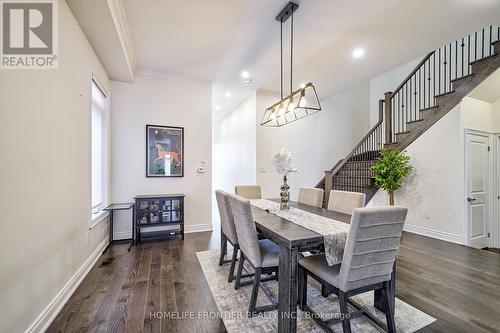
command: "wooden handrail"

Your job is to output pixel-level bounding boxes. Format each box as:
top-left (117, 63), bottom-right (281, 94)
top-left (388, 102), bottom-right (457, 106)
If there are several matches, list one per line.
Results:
top-left (390, 51), bottom-right (435, 99)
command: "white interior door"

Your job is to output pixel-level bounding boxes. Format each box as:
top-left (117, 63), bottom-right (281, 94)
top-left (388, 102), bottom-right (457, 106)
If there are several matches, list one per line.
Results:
top-left (465, 131), bottom-right (491, 248)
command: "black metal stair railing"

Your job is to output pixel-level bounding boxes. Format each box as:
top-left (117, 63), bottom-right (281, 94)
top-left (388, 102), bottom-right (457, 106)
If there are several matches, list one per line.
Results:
top-left (388, 25), bottom-right (500, 142)
top-left (318, 25), bottom-right (500, 202)
top-left (316, 99), bottom-right (384, 193)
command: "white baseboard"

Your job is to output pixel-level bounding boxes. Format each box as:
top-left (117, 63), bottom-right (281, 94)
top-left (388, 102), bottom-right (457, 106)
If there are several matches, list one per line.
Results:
top-left (113, 231), bottom-right (132, 240)
top-left (113, 223), bottom-right (213, 239)
top-left (185, 223), bottom-right (213, 234)
top-left (25, 238), bottom-right (109, 333)
top-left (404, 224), bottom-right (464, 245)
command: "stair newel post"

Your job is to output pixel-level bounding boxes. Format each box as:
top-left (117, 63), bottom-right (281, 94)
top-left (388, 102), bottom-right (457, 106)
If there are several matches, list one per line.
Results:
top-left (378, 99), bottom-right (384, 149)
top-left (384, 92), bottom-right (393, 144)
top-left (324, 170), bottom-right (333, 208)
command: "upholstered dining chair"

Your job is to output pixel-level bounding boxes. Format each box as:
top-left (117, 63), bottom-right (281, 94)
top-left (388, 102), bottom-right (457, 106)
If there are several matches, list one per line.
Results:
top-left (298, 206), bottom-right (408, 333)
top-left (298, 187), bottom-right (324, 208)
top-left (227, 194), bottom-right (279, 316)
top-left (327, 190), bottom-right (366, 215)
top-left (215, 190), bottom-right (241, 282)
top-left (235, 185), bottom-right (262, 200)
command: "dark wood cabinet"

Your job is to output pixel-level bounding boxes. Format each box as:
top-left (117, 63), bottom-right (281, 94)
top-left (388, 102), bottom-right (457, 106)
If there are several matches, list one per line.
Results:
top-left (134, 194), bottom-right (185, 243)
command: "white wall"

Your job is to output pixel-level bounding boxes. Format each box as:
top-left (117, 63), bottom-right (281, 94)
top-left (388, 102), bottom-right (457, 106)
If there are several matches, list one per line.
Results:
top-left (369, 96), bottom-right (497, 244)
top-left (256, 84), bottom-right (370, 200)
top-left (461, 97), bottom-right (494, 132)
top-left (0, 2), bottom-right (110, 332)
top-left (369, 107), bottom-right (466, 243)
top-left (110, 74), bottom-right (212, 237)
top-left (491, 97), bottom-right (500, 132)
top-left (212, 94), bottom-right (257, 223)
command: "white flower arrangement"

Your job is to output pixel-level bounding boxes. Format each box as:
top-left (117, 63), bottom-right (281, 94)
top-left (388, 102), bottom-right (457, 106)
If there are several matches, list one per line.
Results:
top-left (272, 148), bottom-right (298, 176)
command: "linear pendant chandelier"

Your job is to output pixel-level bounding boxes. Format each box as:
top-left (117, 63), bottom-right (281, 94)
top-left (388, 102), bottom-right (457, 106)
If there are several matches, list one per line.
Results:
top-left (260, 2), bottom-right (321, 127)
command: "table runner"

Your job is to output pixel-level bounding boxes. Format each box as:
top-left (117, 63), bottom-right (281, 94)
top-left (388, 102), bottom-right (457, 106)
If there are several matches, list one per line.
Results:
top-left (250, 199), bottom-right (350, 266)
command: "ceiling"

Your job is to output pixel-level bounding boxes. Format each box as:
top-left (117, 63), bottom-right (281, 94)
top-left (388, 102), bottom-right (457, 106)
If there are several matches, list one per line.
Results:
top-left (69, 0), bottom-right (500, 116)
top-left (469, 68), bottom-right (500, 103)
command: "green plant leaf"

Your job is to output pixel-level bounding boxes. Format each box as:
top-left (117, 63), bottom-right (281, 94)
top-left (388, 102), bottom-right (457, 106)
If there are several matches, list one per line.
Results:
top-left (371, 148), bottom-right (413, 194)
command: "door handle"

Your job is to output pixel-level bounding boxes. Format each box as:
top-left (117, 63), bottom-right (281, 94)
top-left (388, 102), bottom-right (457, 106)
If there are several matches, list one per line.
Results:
top-left (467, 197), bottom-right (476, 202)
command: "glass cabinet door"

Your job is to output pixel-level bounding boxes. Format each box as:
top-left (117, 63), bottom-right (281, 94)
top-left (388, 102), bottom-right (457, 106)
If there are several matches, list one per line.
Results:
top-left (171, 211), bottom-right (182, 222)
top-left (161, 211), bottom-right (171, 222)
top-left (172, 199), bottom-right (181, 210)
top-left (138, 197), bottom-right (183, 225)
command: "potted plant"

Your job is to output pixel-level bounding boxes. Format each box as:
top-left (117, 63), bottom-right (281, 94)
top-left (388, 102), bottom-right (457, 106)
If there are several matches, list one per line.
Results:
top-left (371, 148), bottom-right (413, 205)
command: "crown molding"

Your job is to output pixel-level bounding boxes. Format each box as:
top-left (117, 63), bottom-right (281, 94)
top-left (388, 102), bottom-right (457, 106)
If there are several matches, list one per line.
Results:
top-left (107, 0), bottom-right (137, 78)
top-left (136, 68), bottom-right (212, 86)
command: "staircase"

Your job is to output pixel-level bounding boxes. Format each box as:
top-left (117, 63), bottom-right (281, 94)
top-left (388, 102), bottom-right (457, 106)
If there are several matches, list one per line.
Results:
top-left (317, 25), bottom-right (500, 207)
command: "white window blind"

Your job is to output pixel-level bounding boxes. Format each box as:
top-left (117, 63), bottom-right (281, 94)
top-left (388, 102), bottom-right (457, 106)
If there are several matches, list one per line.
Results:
top-left (91, 80), bottom-right (107, 212)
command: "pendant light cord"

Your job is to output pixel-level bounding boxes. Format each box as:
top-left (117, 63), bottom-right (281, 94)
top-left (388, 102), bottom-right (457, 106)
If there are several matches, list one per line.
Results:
top-left (280, 18), bottom-right (283, 100)
top-left (290, 10), bottom-right (293, 95)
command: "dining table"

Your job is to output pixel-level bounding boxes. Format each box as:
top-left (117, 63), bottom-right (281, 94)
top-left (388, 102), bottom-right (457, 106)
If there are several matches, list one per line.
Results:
top-left (251, 200), bottom-right (396, 333)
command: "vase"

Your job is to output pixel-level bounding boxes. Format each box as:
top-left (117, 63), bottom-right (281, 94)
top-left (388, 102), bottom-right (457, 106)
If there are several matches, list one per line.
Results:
top-left (280, 175), bottom-right (290, 210)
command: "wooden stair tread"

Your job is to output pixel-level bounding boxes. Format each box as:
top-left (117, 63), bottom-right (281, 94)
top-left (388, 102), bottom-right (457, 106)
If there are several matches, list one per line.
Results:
top-left (419, 105), bottom-right (439, 112)
top-left (435, 90), bottom-right (455, 99)
top-left (469, 53), bottom-right (498, 66)
top-left (451, 73), bottom-right (474, 83)
top-left (407, 119), bottom-right (423, 125)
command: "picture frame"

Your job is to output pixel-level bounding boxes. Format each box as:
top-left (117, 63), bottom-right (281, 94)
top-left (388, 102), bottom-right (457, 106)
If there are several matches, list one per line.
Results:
top-left (146, 125), bottom-right (184, 177)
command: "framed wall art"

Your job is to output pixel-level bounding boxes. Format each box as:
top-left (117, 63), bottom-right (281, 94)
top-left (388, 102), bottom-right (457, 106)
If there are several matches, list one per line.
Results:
top-left (146, 125), bottom-right (184, 177)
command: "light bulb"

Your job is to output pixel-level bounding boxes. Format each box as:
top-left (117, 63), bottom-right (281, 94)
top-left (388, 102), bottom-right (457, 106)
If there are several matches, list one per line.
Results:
top-left (278, 103), bottom-right (286, 116)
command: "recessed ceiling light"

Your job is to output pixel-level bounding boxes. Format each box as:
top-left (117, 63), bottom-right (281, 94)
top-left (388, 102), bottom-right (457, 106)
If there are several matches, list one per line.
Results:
top-left (243, 79), bottom-right (252, 84)
top-left (241, 71), bottom-right (250, 79)
top-left (215, 105), bottom-right (221, 110)
top-left (352, 48), bottom-right (365, 59)
top-left (225, 91), bottom-right (232, 98)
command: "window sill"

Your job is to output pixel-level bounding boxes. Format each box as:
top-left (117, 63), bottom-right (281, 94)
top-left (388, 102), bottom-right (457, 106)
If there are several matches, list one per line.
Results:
top-left (89, 211), bottom-right (109, 229)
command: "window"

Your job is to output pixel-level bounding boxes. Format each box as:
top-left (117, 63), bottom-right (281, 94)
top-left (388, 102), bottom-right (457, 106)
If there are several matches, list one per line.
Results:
top-left (91, 78), bottom-right (108, 216)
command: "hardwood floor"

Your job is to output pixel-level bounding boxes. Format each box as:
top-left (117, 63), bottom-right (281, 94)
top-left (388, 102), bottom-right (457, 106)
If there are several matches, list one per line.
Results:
top-left (47, 232), bottom-right (500, 333)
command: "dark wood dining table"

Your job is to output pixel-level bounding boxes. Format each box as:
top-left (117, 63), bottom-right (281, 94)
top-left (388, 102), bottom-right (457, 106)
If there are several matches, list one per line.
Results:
top-left (252, 200), bottom-right (396, 333)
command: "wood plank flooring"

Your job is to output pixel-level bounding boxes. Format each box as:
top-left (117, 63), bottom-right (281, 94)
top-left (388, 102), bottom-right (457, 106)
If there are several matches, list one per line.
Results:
top-left (47, 232), bottom-right (500, 333)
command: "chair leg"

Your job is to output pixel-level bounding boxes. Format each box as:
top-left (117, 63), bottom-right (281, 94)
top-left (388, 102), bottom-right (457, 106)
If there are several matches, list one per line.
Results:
top-left (338, 291), bottom-right (352, 333)
top-left (228, 245), bottom-right (239, 282)
top-left (234, 254), bottom-right (245, 290)
top-left (248, 267), bottom-right (262, 317)
top-left (219, 232), bottom-right (227, 266)
top-left (298, 265), bottom-right (308, 311)
top-left (321, 283), bottom-right (330, 297)
top-left (384, 281), bottom-right (397, 333)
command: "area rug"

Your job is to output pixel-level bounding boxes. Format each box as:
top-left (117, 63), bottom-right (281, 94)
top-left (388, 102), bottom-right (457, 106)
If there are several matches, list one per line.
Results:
top-left (197, 250), bottom-right (435, 333)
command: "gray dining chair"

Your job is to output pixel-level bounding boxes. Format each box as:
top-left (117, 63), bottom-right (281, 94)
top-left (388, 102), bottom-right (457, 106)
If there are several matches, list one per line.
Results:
top-left (227, 193), bottom-right (279, 316)
top-left (298, 187), bottom-right (324, 208)
top-left (327, 190), bottom-right (366, 215)
top-left (298, 206), bottom-right (408, 333)
top-left (235, 185), bottom-right (262, 199)
top-left (215, 190), bottom-right (241, 282)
